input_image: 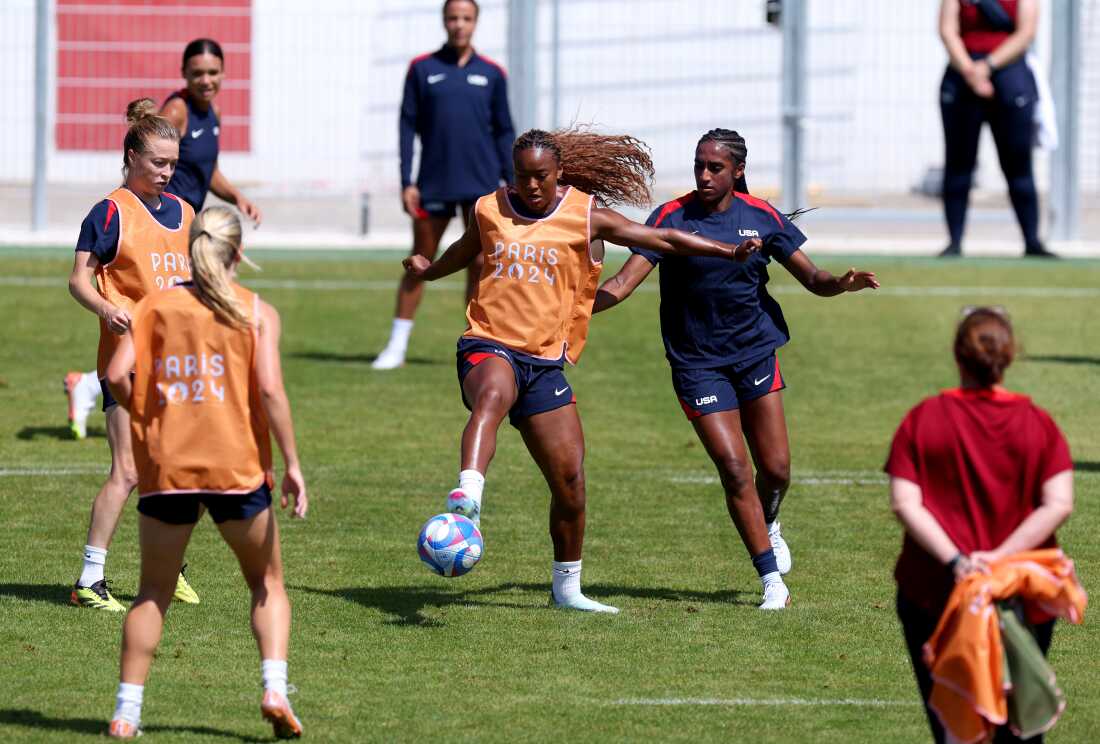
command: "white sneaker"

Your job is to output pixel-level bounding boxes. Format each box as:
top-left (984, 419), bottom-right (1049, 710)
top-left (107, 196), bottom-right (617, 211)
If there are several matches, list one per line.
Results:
top-left (552, 592), bottom-right (620, 614)
top-left (768, 521), bottom-right (792, 575)
top-left (64, 371), bottom-right (98, 440)
top-left (759, 580), bottom-right (791, 610)
top-left (371, 346), bottom-right (406, 370)
top-left (446, 488), bottom-right (481, 526)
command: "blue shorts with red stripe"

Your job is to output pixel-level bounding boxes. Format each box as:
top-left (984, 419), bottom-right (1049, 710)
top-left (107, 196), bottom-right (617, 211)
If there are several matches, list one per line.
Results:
top-left (672, 352), bottom-right (786, 420)
top-left (456, 338), bottom-right (576, 427)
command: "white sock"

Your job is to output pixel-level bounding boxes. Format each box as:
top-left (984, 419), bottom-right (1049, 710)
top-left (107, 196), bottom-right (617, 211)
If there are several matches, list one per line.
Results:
top-left (761, 570), bottom-right (783, 588)
top-left (113, 682), bottom-right (143, 725)
top-left (552, 560), bottom-right (583, 602)
top-left (386, 318), bottom-right (414, 352)
top-left (79, 371), bottom-right (102, 399)
top-left (262, 659), bottom-right (288, 698)
top-left (79, 545), bottom-right (107, 587)
top-left (457, 469), bottom-right (484, 503)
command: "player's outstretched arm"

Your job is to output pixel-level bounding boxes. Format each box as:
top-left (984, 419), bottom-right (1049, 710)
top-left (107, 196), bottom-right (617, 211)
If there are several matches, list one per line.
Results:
top-left (256, 300), bottom-right (308, 519)
top-left (590, 207), bottom-right (759, 260)
top-left (593, 254), bottom-right (655, 314)
top-left (403, 217), bottom-right (482, 281)
top-left (780, 250), bottom-right (880, 297)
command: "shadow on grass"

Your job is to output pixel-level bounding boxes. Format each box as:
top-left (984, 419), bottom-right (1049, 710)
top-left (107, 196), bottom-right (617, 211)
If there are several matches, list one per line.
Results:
top-left (16, 425), bottom-right (105, 441)
top-left (0, 709), bottom-right (267, 741)
top-left (1023, 354), bottom-right (1100, 367)
top-left (1074, 461), bottom-right (1100, 473)
top-left (0, 583), bottom-right (135, 606)
top-left (295, 580), bottom-right (757, 625)
top-left (288, 351), bottom-right (443, 367)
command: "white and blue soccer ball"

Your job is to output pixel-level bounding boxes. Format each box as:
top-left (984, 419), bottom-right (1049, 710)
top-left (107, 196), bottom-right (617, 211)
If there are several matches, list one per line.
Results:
top-left (417, 513), bottom-right (484, 577)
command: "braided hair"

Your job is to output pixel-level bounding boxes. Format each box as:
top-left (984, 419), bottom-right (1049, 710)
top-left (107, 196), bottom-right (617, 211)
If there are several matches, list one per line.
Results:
top-left (512, 128), bottom-right (654, 208)
top-left (697, 128), bottom-right (748, 193)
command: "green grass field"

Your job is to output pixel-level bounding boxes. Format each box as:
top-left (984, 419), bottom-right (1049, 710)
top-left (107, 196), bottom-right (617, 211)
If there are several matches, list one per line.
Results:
top-left (2, 247), bottom-right (1098, 743)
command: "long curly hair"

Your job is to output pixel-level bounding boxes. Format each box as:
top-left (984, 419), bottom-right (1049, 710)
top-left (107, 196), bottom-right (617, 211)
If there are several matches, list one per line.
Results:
top-left (512, 128), bottom-right (654, 208)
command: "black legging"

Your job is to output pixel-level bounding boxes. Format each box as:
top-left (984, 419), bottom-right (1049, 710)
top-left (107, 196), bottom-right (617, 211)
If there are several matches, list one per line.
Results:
top-left (897, 591), bottom-right (1055, 744)
top-left (940, 55), bottom-right (1041, 251)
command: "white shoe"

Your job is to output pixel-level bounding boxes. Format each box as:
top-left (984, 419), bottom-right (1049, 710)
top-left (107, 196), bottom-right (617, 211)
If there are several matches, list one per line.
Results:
top-left (446, 488), bottom-right (481, 526)
top-left (64, 371), bottom-right (98, 440)
top-left (371, 346), bottom-right (406, 370)
top-left (552, 592), bottom-right (620, 614)
top-left (759, 580), bottom-right (791, 610)
top-left (768, 521), bottom-right (792, 575)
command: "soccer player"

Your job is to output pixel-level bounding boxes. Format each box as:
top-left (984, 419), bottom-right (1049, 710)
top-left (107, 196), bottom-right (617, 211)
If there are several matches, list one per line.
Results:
top-left (593, 129), bottom-right (879, 610)
top-left (373, 0), bottom-right (515, 370)
top-left (104, 206), bottom-right (307, 739)
top-left (887, 307), bottom-right (1073, 741)
top-left (67, 99), bottom-right (199, 611)
top-left (63, 37), bottom-right (260, 436)
top-left (404, 128), bottom-right (761, 614)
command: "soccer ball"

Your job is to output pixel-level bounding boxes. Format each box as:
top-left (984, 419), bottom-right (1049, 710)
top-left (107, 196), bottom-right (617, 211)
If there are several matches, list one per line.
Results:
top-left (417, 513), bottom-right (484, 577)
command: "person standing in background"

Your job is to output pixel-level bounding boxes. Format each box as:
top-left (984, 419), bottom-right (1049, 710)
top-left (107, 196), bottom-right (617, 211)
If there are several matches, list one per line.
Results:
top-left (938, 0), bottom-right (1054, 258)
top-left (372, 0), bottom-right (516, 370)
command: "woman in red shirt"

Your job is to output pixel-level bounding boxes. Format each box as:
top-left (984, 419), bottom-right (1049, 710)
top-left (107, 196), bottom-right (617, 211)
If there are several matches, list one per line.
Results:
top-left (885, 307), bottom-right (1074, 743)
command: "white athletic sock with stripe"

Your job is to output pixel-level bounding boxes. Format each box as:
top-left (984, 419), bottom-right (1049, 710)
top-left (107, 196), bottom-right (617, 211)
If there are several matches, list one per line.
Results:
top-left (113, 683), bottom-right (143, 725)
top-left (552, 560), bottom-right (583, 602)
top-left (79, 545), bottom-right (107, 588)
top-left (262, 659), bottom-right (288, 698)
top-left (386, 318), bottom-right (414, 353)
top-left (457, 469), bottom-right (484, 503)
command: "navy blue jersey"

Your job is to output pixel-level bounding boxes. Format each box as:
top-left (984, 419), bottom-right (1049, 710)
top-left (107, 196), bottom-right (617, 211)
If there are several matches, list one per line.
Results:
top-left (164, 91), bottom-right (219, 212)
top-left (75, 191), bottom-right (185, 264)
top-left (399, 45), bottom-right (515, 202)
top-left (631, 192), bottom-right (807, 369)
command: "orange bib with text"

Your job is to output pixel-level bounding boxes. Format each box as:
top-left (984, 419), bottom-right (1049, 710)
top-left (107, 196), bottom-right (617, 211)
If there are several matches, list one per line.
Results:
top-left (95, 187), bottom-right (194, 375)
top-left (128, 284), bottom-right (273, 497)
top-left (464, 187), bottom-right (600, 364)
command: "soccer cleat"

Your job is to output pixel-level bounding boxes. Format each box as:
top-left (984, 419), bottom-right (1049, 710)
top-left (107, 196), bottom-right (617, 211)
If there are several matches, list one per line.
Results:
top-left (759, 580), bottom-right (791, 610)
top-left (768, 521), bottom-right (792, 575)
top-left (63, 371), bottom-right (97, 440)
top-left (370, 346), bottom-right (406, 370)
top-left (71, 579), bottom-right (126, 612)
top-left (108, 718), bottom-right (141, 738)
top-left (261, 690), bottom-right (303, 739)
top-left (447, 488), bottom-right (481, 526)
top-left (173, 564), bottom-right (200, 604)
top-left (551, 592), bottom-right (620, 614)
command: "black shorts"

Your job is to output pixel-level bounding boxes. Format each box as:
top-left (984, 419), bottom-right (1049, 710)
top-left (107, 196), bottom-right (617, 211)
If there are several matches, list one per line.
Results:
top-left (137, 483), bottom-right (272, 525)
top-left (672, 352), bottom-right (786, 419)
top-left (99, 375), bottom-right (132, 412)
top-left (456, 338), bottom-right (575, 428)
top-left (415, 198), bottom-right (477, 220)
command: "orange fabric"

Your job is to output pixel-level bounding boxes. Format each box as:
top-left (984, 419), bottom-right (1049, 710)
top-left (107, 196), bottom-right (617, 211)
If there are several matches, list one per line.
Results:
top-left (129, 284), bottom-right (273, 497)
top-left (95, 188), bottom-right (194, 375)
top-left (464, 187), bottom-right (599, 364)
top-left (923, 549), bottom-right (1087, 744)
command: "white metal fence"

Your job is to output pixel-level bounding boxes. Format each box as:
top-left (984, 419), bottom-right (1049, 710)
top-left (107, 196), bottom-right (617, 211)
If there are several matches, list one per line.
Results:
top-left (2, 0), bottom-right (1097, 239)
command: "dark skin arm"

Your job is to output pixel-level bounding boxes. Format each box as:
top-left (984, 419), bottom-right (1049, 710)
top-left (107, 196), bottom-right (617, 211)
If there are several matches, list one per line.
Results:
top-left (779, 250), bottom-right (880, 296)
top-left (590, 207), bottom-right (760, 260)
top-left (593, 254), bottom-right (655, 313)
top-left (403, 217), bottom-right (481, 280)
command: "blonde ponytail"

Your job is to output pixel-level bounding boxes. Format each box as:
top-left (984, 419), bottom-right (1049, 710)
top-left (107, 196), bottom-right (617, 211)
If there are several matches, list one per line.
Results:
top-left (189, 207), bottom-right (251, 329)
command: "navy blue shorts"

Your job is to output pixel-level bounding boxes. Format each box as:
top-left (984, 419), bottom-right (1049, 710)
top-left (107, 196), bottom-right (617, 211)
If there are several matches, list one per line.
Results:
top-left (673, 353), bottom-right (786, 420)
top-left (99, 375), bottom-right (131, 412)
top-left (456, 338), bottom-right (575, 428)
top-left (416, 198), bottom-right (477, 220)
top-left (137, 483), bottom-right (272, 525)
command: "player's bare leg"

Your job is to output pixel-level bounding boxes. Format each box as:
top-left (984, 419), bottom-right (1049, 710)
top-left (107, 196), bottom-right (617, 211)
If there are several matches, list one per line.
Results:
top-left (447, 357), bottom-right (517, 524)
top-left (373, 214), bottom-right (451, 370)
top-left (741, 391), bottom-right (793, 574)
top-left (692, 409), bottom-right (789, 609)
top-left (520, 405), bottom-right (618, 614)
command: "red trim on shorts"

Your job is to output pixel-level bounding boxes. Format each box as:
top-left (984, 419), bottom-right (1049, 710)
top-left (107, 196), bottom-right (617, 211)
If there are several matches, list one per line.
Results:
top-left (466, 352), bottom-right (496, 366)
top-left (103, 200), bottom-right (117, 231)
top-left (769, 356), bottom-right (783, 392)
top-left (414, 206), bottom-right (430, 220)
top-left (653, 192), bottom-right (696, 227)
top-left (733, 191), bottom-right (784, 227)
top-left (678, 397), bottom-right (703, 420)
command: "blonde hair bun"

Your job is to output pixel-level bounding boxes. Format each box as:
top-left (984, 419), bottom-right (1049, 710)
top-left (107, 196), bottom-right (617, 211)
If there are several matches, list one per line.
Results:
top-left (125, 97), bottom-right (159, 127)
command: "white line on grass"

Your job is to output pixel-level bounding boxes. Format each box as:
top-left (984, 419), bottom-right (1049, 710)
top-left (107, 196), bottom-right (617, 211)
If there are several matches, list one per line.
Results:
top-left (3, 275), bottom-right (1099, 298)
top-left (0, 466), bottom-right (106, 477)
top-left (668, 471), bottom-right (889, 486)
top-left (613, 697), bottom-right (917, 707)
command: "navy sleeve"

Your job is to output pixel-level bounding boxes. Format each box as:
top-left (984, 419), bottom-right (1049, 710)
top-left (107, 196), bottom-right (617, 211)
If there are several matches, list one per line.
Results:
top-left (491, 71), bottom-right (515, 183)
top-left (399, 63), bottom-right (420, 189)
top-left (75, 199), bottom-right (119, 264)
top-left (629, 206), bottom-right (665, 266)
top-left (764, 210), bottom-right (807, 261)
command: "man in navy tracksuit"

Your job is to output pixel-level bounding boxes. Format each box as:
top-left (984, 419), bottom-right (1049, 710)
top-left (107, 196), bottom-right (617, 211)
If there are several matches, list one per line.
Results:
top-left (374, 0), bottom-right (515, 370)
